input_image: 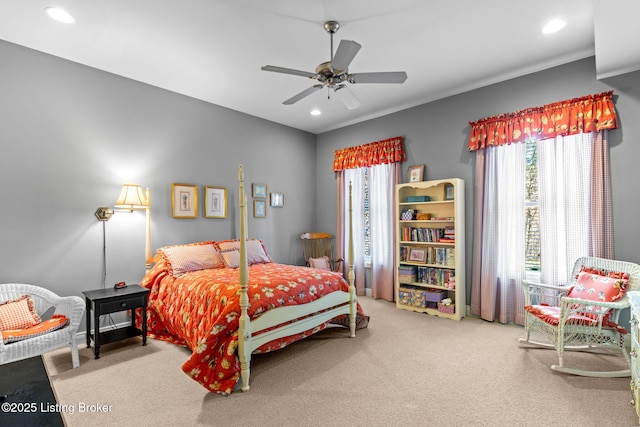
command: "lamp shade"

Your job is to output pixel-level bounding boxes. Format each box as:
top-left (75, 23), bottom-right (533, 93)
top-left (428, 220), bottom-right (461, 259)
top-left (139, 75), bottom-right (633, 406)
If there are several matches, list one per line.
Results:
top-left (114, 184), bottom-right (148, 211)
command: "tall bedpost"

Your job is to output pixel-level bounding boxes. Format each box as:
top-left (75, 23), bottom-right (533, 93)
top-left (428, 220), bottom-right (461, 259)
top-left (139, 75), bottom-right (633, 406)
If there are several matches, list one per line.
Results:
top-left (237, 165), bottom-right (252, 392)
top-left (348, 181), bottom-right (356, 337)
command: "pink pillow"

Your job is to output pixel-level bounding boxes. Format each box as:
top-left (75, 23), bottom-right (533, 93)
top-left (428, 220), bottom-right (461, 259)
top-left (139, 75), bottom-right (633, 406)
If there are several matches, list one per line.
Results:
top-left (159, 244), bottom-right (224, 276)
top-left (567, 270), bottom-right (629, 303)
top-left (309, 256), bottom-right (331, 271)
top-left (214, 239), bottom-right (272, 265)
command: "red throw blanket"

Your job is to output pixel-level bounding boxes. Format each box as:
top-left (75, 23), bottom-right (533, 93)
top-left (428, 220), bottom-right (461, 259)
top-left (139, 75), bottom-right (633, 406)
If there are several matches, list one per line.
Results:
top-left (138, 258), bottom-right (368, 394)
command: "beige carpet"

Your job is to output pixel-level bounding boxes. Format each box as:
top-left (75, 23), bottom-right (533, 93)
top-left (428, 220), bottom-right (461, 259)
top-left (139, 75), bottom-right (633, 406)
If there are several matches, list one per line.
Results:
top-left (43, 297), bottom-right (639, 427)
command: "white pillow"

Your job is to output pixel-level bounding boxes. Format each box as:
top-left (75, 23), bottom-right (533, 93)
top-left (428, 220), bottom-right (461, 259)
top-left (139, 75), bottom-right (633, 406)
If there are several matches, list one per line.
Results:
top-left (220, 250), bottom-right (241, 268)
top-left (245, 240), bottom-right (272, 264)
top-left (309, 256), bottom-right (331, 271)
top-left (159, 244), bottom-right (224, 276)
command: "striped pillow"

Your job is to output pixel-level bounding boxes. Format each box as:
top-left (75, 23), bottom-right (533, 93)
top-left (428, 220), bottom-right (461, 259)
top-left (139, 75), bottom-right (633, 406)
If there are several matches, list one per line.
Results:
top-left (215, 239), bottom-right (272, 265)
top-left (159, 243), bottom-right (225, 276)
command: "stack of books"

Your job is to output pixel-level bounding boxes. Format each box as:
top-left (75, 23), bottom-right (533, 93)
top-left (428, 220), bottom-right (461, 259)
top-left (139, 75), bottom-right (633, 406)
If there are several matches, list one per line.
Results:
top-left (440, 226), bottom-right (455, 244)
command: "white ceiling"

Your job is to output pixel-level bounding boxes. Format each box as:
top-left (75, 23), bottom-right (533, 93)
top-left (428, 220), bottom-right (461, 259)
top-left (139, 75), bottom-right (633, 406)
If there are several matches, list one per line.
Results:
top-left (1, 0), bottom-right (638, 135)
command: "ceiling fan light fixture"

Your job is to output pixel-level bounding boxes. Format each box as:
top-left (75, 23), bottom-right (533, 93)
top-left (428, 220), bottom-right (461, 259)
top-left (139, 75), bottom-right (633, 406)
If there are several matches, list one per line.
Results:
top-left (310, 109), bottom-right (322, 116)
top-left (262, 20), bottom-right (406, 107)
top-left (45, 7), bottom-right (76, 24)
top-left (334, 85), bottom-right (361, 110)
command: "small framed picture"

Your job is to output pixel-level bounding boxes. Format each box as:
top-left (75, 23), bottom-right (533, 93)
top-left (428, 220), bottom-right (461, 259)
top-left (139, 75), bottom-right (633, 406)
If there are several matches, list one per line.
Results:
top-left (171, 184), bottom-right (197, 218)
top-left (445, 184), bottom-right (455, 200)
top-left (408, 165), bottom-right (424, 182)
top-left (270, 192), bottom-right (284, 208)
top-left (253, 199), bottom-right (266, 218)
top-left (204, 186), bottom-right (227, 218)
top-left (408, 248), bottom-right (426, 263)
top-left (252, 183), bottom-right (267, 198)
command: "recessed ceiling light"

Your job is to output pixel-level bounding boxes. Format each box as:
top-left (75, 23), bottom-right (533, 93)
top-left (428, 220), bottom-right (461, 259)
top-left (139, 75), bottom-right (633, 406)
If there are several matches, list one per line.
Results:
top-left (45, 7), bottom-right (76, 24)
top-left (542, 18), bottom-right (566, 34)
top-left (310, 109), bottom-right (322, 116)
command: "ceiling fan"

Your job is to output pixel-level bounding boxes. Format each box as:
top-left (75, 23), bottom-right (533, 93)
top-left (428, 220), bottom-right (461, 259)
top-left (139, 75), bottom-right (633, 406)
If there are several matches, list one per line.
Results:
top-left (261, 20), bottom-right (407, 110)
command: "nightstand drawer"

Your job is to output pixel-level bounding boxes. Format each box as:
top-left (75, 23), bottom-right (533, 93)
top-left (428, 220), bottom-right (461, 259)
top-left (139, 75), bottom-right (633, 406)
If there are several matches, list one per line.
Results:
top-left (99, 295), bottom-right (145, 314)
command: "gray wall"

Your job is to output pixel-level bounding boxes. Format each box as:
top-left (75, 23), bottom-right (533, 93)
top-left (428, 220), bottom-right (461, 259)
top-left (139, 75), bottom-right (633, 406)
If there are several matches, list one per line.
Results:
top-left (316, 56), bottom-right (640, 306)
top-left (0, 40), bottom-right (316, 309)
top-left (2, 38), bottom-right (639, 321)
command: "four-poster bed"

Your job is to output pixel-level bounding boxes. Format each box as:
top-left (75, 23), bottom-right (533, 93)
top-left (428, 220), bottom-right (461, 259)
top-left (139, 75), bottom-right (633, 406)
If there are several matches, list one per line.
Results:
top-left (137, 165), bottom-right (364, 394)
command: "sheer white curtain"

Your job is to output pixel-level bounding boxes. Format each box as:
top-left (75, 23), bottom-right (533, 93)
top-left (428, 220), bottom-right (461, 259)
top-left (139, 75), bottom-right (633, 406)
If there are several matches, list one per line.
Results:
top-left (341, 163), bottom-right (398, 300)
top-left (471, 131), bottom-right (613, 325)
top-left (471, 143), bottom-right (527, 324)
top-left (369, 163), bottom-right (397, 300)
top-left (538, 133), bottom-right (593, 285)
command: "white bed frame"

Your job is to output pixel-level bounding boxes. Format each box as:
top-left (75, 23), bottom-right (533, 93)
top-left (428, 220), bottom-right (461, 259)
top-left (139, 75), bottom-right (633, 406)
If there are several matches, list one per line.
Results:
top-left (236, 164), bottom-right (357, 392)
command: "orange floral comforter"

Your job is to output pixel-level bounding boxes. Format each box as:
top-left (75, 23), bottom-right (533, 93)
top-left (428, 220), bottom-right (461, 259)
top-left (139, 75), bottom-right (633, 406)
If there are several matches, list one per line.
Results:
top-left (137, 258), bottom-right (368, 394)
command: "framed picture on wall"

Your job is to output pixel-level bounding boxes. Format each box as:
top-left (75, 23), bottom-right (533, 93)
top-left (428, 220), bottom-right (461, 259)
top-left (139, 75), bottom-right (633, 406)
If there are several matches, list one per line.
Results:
top-left (171, 183), bottom-right (197, 218)
top-left (270, 192), bottom-right (284, 207)
top-left (254, 199), bottom-right (266, 218)
top-left (408, 165), bottom-right (425, 182)
top-left (204, 186), bottom-right (227, 218)
top-left (252, 183), bottom-right (267, 198)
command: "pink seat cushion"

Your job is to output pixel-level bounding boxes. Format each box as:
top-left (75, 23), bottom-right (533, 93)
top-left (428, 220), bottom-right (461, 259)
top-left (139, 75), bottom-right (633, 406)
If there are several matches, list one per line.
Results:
top-left (524, 305), bottom-right (626, 335)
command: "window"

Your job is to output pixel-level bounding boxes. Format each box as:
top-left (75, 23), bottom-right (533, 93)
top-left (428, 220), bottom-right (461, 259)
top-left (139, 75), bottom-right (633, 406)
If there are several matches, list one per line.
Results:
top-left (469, 92), bottom-right (616, 324)
top-left (524, 140), bottom-right (540, 272)
top-left (335, 136), bottom-right (405, 300)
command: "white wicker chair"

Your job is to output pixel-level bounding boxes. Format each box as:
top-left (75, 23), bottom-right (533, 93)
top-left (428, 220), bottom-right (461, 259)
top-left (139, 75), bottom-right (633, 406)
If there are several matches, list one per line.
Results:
top-left (0, 283), bottom-right (85, 368)
top-left (519, 257), bottom-right (640, 377)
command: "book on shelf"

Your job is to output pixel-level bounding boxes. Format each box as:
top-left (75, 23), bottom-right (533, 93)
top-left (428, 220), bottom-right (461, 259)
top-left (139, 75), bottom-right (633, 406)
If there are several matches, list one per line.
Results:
top-left (416, 267), bottom-right (455, 287)
top-left (402, 226), bottom-right (454, 243)
top-left (424, 247), bottom-right (455, 266)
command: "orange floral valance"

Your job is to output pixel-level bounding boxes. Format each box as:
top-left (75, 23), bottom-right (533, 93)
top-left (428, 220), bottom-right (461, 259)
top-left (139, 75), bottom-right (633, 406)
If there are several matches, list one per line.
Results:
top-left (467, 91), bottom-right (617, 151)
top-left (333, 136), bottom-right (406, 171)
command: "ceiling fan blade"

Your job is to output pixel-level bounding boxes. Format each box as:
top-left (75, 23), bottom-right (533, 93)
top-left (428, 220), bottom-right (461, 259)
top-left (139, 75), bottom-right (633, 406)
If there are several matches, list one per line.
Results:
top-left (348, 71), bottom-right (408, 84)
top-left (334, 85), bottom-right (361, 110)
top-left (283, 84), bottom-right (323, 105)
top-left (261, 65), bottom-right (317, 79)
top-left (331, 40), bottom-right (361, 72)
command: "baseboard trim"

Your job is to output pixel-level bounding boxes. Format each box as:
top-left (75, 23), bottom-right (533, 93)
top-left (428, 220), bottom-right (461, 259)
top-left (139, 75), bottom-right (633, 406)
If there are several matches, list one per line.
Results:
top-left (75, 321), bottom-right (132, 341)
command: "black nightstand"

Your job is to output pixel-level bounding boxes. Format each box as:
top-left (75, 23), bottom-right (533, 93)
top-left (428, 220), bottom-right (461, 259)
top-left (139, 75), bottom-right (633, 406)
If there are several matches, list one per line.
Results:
top-left (82, 285), bottom-right (150, 359)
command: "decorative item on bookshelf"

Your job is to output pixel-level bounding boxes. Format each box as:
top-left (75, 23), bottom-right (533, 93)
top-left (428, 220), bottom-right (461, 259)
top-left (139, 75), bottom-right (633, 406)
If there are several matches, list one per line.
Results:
top-left (408, 165), bottom-right (425, 182)
top-left (405, 195), bottom-right (430, 202)
top-left (444, 184), bottom-right (454, 200)
top-left (401, 209), bottom-right (416, 220)
top-left (408, 248), bottom-right (427, 263)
